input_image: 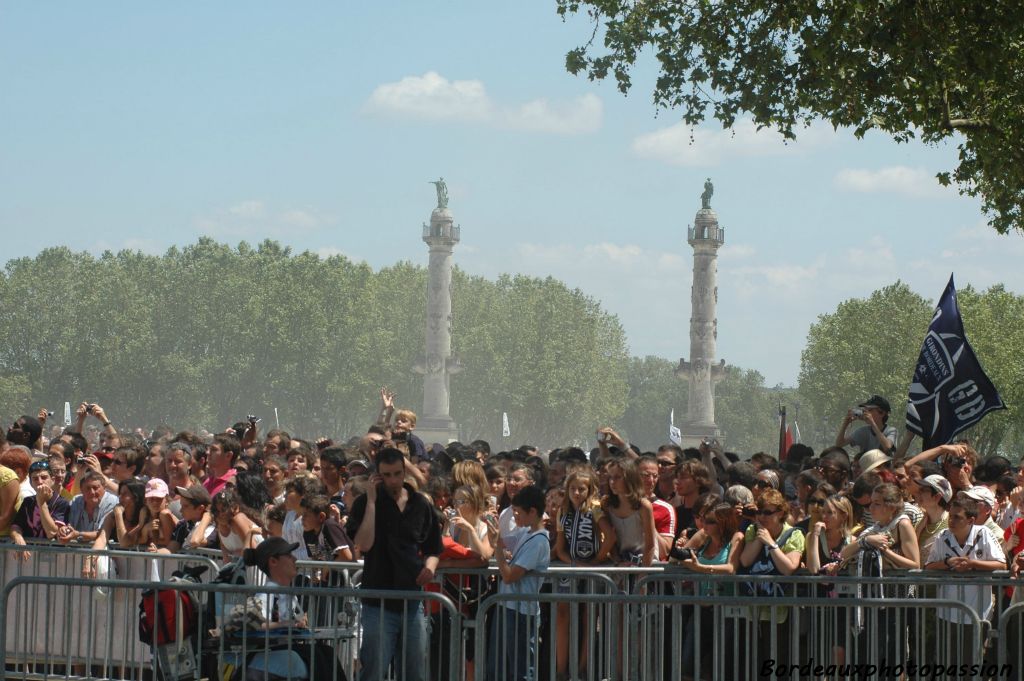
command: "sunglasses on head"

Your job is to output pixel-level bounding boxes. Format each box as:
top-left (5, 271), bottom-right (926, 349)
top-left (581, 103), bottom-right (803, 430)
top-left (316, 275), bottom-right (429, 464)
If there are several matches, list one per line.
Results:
top-left (29, 461), bottom-right (50, 473)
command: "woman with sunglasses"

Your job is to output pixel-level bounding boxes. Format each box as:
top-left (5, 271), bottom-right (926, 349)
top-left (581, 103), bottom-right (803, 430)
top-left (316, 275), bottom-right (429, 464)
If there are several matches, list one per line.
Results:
top-left (751, 469), bottom-right (780, 502)
top-left (795, 482), bottom-right (836, 534)
top-left (805, 494), bottom-right (856, 669)
top-left (739, 488), bottom-right (805, 675)
top-left (675, 501), bottom-right (743, 680)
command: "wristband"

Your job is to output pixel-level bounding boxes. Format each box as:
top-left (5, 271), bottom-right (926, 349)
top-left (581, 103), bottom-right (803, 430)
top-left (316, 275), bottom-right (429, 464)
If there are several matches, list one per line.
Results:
top-left (768, 543), bottom-right (780, 551)
top-left (102, 421), bottom-right (112, 427)
top-left (944, 556), bottom-right (953, 568)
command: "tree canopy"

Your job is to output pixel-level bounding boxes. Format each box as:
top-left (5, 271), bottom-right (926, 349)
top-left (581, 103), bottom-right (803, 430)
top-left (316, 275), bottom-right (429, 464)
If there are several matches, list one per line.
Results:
top-left (557, 0), bottom-right (1024, 233)
top-left (0, 240), bottom-right (629, 447)
top-left (0, 239), bottom-right (794, 453)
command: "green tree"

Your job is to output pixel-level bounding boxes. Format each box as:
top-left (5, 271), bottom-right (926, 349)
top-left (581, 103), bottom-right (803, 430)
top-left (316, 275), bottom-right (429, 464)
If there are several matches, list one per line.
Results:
top-left (798, 282), bottom-right (933, 453)
top-left (716, 368), bottom-right (786, 456)
top-left (617, 355), bottom-right (689, 450)
top-left (557, 1), bottom-right (1024, 233)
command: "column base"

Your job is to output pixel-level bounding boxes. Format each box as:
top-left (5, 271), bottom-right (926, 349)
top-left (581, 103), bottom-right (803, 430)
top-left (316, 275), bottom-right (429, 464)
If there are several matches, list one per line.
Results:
top-left (415, 416), bottom-right (461, 446)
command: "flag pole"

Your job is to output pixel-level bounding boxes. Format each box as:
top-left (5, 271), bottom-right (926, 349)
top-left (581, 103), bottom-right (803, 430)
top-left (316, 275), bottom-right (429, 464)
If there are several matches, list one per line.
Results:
top-left (778, 405), bottom-right (787, 460)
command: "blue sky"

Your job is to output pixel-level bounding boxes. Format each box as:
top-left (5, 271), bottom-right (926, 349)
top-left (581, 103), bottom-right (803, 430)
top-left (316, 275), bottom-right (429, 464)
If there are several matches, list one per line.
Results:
top-left (2, 2), bottom-right (1021, 386)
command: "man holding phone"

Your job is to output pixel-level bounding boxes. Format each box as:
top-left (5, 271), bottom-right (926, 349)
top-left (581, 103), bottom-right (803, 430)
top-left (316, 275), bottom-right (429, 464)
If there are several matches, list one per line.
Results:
top-left (835, 394), bottom-right (897, 455)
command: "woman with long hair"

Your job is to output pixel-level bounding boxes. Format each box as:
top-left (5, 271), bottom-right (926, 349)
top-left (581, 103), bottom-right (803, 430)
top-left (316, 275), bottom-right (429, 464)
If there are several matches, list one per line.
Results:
top-left (676, 502), bottom-right (743, 679)
top-left (602, 458), bottom-right (655, 567)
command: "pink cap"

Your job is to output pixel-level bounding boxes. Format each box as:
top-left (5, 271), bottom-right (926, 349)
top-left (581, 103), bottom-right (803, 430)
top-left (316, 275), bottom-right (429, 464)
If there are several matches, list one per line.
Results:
top-left (145, 478), bottom-right (169, 499)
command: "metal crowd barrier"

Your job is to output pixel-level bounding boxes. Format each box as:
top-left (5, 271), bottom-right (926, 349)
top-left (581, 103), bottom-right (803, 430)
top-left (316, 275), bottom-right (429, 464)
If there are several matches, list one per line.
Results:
top-left (3, 545), bottom-right (1024, 681)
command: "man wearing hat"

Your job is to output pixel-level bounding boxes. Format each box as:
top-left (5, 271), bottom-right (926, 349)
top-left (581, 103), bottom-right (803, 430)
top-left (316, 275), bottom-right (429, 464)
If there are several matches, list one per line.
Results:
top-left (835, 395), bottom-right (898, 455)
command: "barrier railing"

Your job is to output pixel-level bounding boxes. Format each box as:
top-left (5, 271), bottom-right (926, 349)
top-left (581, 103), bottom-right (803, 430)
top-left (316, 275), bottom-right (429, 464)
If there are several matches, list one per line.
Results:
top-left (2, 543), bottom-right (1024, 681)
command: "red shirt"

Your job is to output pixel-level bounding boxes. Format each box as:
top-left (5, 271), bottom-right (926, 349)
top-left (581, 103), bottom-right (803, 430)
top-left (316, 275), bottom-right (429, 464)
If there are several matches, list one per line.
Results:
top-left (203, 468), bottom-right (236, 497)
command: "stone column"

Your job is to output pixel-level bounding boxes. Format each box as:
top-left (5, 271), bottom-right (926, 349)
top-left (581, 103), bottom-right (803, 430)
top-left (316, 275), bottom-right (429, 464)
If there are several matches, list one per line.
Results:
top-left (414, 202), bottom-right (462, 443)
top-left (676, 198), bottom-right (727, 443)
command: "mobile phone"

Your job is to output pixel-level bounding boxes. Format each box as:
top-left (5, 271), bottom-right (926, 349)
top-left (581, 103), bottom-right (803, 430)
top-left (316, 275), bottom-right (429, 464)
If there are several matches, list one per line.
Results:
top-left (597, 432), bottom-right (607, 443)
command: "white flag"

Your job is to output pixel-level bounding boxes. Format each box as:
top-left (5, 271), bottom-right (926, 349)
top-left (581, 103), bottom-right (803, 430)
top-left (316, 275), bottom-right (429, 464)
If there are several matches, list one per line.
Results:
top-left (669, 409), bottom-right (682, 446)
top-left (791, 420), bottom-right (801, 444)
top-left (502, 412), bottom-right (511, 438)
top-left (63, 402), bottom-right (72, 426)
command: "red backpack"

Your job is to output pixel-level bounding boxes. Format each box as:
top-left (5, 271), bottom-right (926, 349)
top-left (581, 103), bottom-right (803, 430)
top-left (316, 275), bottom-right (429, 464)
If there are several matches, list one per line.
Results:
top-left (138, 587), bottom-right (198, 645)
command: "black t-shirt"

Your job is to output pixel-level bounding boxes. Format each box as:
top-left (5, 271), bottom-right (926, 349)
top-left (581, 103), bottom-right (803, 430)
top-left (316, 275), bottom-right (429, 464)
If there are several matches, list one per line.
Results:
top-left (303, 517), bottom-right (351, 561)
top-left (345, 483), bottom-right (443, 610)
top-left (11, 495), bottom-right (70, 538)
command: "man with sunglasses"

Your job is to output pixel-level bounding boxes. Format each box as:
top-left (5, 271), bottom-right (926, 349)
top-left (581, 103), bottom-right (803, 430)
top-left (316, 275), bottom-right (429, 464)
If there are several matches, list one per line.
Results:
top-left (835, 394), bottom-right (897, 456)
top-left (10, 460), bottom-right (71, 550)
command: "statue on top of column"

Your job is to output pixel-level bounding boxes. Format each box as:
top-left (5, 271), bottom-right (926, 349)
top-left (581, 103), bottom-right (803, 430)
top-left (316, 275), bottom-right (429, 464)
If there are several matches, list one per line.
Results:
top-left (430, 177), bottom-right (449, 210)
top-left (701, 178), bottom-right (714, 210)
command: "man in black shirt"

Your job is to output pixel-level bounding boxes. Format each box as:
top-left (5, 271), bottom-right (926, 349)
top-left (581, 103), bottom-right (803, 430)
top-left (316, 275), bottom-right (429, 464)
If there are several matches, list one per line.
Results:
top-left (346, 448), bottom-right (442, 681)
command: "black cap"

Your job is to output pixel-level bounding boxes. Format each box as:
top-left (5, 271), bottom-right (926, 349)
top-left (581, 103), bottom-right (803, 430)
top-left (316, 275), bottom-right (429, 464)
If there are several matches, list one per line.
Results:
top-left (246, 536), bottom-right (299, 572)
top-left (858, 395), bottom-right (891, 413)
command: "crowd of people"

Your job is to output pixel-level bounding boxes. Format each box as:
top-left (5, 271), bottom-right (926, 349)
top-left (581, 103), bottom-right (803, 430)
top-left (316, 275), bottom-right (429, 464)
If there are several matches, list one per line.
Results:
top-left (2, 392), bottom-right (1023, 680)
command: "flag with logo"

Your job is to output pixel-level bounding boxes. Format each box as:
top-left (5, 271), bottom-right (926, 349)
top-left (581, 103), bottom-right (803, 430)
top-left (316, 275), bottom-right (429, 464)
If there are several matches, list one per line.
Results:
top-left (906, 275), bottom-right (1006, 449)
top-left (502, 412), bottom-right (511, 438)
top-left (669, 409), bottom-right (682, 446)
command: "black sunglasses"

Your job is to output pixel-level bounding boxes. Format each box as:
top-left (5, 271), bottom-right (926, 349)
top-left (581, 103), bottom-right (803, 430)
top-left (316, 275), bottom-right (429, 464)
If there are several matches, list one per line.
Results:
top-left (807, 497), bottom-right (826, 506)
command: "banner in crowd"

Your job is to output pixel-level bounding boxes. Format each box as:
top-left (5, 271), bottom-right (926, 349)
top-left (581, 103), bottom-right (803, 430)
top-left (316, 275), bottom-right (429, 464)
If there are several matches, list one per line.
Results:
top-left (906, 275), bottom-right (1006, 448)
top-left (502, 411), bottom-right (511, 438)
top-left (669, 409), bottom-right (682, 446)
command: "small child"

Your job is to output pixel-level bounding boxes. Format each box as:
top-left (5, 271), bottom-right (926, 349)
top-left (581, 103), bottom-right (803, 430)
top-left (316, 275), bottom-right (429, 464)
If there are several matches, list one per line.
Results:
top-left (488, 485), bottom-right (551, 681)
top-left (137, 478), bottom-right (176, 550)
top-left (554, 469), bottom-right (616, 679)
top-left (301, 494), bottom-right (353, 563)
top-left (170, 484), bottom-right (213, 553)
top-left (265, 503), bottom-right (287, 538)
top-left (283, 475), bottom-right (325, 560)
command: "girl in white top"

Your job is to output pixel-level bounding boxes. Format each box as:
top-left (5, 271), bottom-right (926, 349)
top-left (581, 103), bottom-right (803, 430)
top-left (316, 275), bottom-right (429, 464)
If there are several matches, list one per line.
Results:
top-left (601, 458), bottom-right (655, 567)
top-left (450, 485), bottom-right (494, 559)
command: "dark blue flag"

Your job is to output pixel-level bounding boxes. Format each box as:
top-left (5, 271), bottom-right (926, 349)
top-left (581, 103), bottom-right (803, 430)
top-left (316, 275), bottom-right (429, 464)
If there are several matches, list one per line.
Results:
top-left (906, 275), bottom-right (1006, 448)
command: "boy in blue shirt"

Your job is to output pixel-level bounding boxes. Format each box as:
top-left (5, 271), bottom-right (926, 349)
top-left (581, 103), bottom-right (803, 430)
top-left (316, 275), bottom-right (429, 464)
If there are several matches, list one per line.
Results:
top-left (488, 485), bottom-right (550, 681)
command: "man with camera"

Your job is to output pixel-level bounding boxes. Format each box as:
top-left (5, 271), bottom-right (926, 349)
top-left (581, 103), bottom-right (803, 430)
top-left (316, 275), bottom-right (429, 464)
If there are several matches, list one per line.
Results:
top-left (835, 395), bottom-right (897, 456)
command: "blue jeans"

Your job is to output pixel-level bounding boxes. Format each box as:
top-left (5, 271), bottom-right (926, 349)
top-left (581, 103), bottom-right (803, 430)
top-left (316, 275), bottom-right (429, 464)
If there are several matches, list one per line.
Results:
top-left (487, 605), bottom-right (538, 681)
top-left (357, 601), bottom-right (426, 681)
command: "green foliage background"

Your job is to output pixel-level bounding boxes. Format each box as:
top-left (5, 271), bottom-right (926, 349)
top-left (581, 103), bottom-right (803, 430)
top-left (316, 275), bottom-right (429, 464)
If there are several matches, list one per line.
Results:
top-left (0, 240), bottom-right (640, 447)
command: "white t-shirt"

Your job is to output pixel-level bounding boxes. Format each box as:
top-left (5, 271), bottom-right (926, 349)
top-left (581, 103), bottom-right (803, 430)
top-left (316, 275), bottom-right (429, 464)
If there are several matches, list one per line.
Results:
top-left (498, 506), bottom-right (520, 553)
top-left (283, 510), bottom-right (309, 560)
top-left (927, 525), bottom-right (1005, 623)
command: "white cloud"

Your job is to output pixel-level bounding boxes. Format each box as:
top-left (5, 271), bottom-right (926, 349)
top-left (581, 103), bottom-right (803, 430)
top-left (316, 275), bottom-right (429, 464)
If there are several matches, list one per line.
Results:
top-left (631, 118), bottom-right (835, 166)
top-left (228, 200), bottom-right (266, 219)
top-left (365, 71), bottom-right (602, 135)
top-left (834, 166), bottom-right (951, 198)
top-left (719, 243), bottom-right (756, 260)
top-left (365, 71), bottom-right (492, 122)
top-left (196, 201), bottom-right (328, 238)
top-left (316, 246), bottom-right (347, 259)
top-left (281, 210), bottom-right (321, 229)
top-left (502, 94), bottom-right (602, 135)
